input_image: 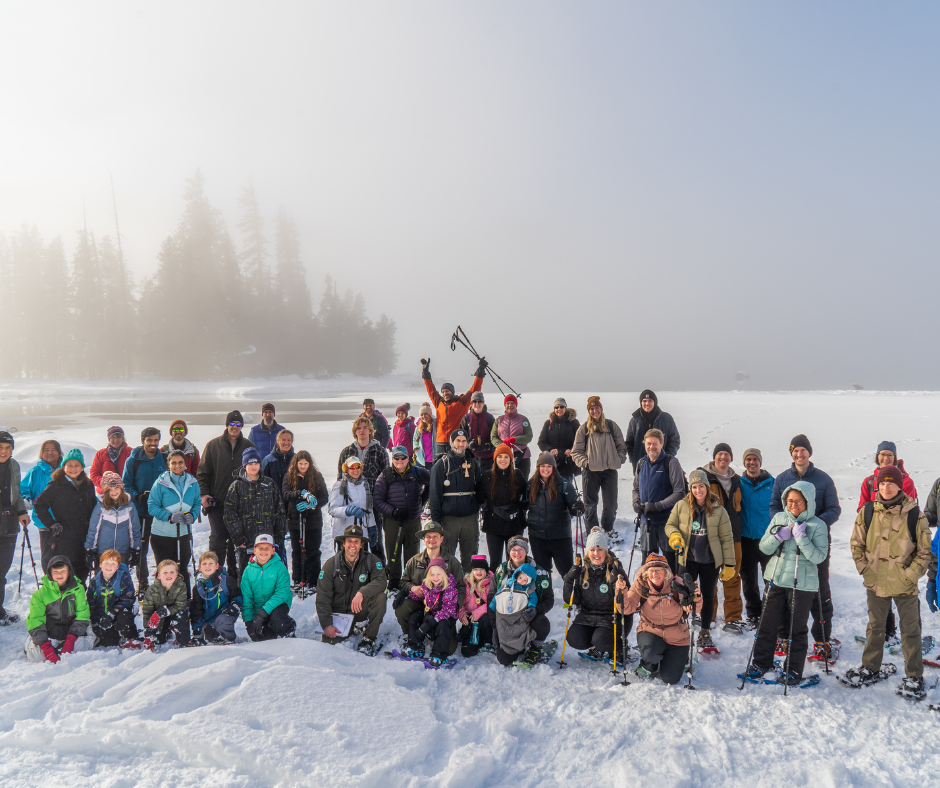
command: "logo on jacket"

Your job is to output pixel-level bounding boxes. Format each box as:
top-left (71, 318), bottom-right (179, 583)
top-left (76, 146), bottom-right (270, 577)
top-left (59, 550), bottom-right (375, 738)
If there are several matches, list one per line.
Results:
top-left (600, 583), bottom-right (609, 593)
top-left (375, 562), bottom-right (383, 570)
top-left (318, 571), bottom-right (324, 580)
top-left (540, 579), bottom-right (549, 589)
top-left (358, 574), bottom-right (367, 582)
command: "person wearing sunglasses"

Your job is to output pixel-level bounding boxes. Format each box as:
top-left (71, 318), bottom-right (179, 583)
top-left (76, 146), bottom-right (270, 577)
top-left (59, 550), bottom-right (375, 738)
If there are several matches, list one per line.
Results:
top-left (160, 419), bottom-right (201, 476)
top-left (196, 410), bottom-right (258, 579)
top-left (536, 398), bottom-right (581, 481)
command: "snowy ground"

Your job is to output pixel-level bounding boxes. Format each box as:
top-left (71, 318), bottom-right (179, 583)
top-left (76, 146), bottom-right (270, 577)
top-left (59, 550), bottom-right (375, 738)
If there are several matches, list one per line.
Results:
top-left (3, 381), bottom-right (940, 787)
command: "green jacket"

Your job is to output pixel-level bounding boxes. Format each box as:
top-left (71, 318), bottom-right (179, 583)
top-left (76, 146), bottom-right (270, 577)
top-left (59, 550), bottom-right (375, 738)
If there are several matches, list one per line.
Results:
top-left (759, 481), bottom-right (829, 592)
top-left (140, 575), bottom-right (190, 619)
top-left (316, 549), bottom-right (387, 629)
top-left (26, 557), bottom-right (90, 645)
top-left (664, 498), bottom-right (735, 569)
top-left (241, 553), bottom-right (292, 622)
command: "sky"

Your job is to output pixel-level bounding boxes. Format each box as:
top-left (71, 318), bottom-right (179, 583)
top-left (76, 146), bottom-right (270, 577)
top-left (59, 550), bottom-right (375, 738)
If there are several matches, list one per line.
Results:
top-left (1, 2), bottom-right (938, 391)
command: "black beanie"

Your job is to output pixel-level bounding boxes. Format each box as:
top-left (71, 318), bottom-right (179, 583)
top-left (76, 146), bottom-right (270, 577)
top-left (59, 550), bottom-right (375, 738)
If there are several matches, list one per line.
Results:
top-left (789, 434), bottom-right (813, 456)
top-left (639, 390), bottom-right (658, 406)
top-left (225, 410), bottom-right (244, 425)
top-left (713, 442), bottom-right (733, 461)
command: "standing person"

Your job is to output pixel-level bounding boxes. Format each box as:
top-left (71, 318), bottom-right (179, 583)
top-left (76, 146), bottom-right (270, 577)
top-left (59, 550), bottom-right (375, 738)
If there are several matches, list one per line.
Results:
top-left (374, 445), bottom-right (430, 591)
top-left (19, 439), bottom-right (62, 553)
top-left (633, 429), bottom-right (686, 572)
top-left (923, 472), bottom-right (940, 528)
top-left (337, 416), bottom-right (390, 560)
top-left (224, 448), bottom-right (287, 577)
top-left (122, 427), bottom-right (168, 592)
top-left (421, 356), bottom-right (486, 460)
top-left (281, 450), bottom-right (328, 595)
top-left (479, 443), bottom-right (527, 571)
top-left (261, 429), bottom-right (295, 493)
top-left (537, 398), bottom-right (580, 481)
top-left (699, 443), bottom-right (744, 634)
top-left (428, 429), bottom-right (484, 573)
top-left (739, 448), bottom-right (774, 628)
top-left (460, 392), bottom-right (495, 474)
top-left (744, 482), bottom-right (829, 686)
top-left (845, 465), bottom-right (931, 699)
top-left (148, 449), bottom-right (201, 591)
top-left (328, 457), bottom-right (379, 552)
top-left (526, 452), bottom-right (582, 578)
top-left (625, 390), bottom-right (680, 471)
top-left (0, 431), bottom-right (31, 625)
top-left (361, 398), bottom-right (391, 450)
top-left (34, 449), bottom-right (98, 584)
top-left (413, 403), bottom-right (436, 470)
top-left (663, 469), bottom-right (735, 652)
top-left (89, 426), bottom-right (132, 494)
top-left (241, 534), bottom-right (296, 641)
top-left (769, 434), bottom-right (841, 651)
top-left (858, 441), bottom-right (918, 511)
top-left (85, 472), bottom-right (141, 569)
top-left (197, 410), bottom-right (256, 578)
top-left (491, 395), bottom-right (534, 480)
top-left (570, 397), bottom-right (627, 538)
top-left (248, 403), bottom-right (284, 459)
top-left (391, 404), bottom-right (416, 454)
top-left (160, 420), bottom-right (201, 477)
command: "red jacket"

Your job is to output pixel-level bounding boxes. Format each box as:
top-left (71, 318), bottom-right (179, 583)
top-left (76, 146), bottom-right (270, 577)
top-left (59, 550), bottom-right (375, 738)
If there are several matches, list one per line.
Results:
top-left (89, 444), bottom-right (132, 494)
top-left (161, 440), bottom-right (202, 478)
top-left (425, 376), bottom-right (483, 444)
top-left (857, 460), bottom-right (918, 512)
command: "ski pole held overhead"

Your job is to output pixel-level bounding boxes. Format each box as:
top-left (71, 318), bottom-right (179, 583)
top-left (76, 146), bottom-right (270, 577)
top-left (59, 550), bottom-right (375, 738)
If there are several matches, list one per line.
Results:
top-left (449, 325), bottom-right (520, 399)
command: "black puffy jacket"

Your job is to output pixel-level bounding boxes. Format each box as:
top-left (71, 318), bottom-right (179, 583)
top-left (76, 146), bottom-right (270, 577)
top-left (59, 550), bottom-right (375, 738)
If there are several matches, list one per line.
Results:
top-left (537, 410), bottom-right (581, 478)
top-left (282, 469), bottom-right (329, 530)
top-left (35, 475), bottom-right (98, 575)
top-left (562, 555), bottom-right (626, 629)
top-left (625, 407), bottom-right (680, 470)
top-left (374, 464), bottom-right (430, 521)
top-left (525, 475), bottom-right (577, 541)
top-left (480, 467), bottom-right (528, 537)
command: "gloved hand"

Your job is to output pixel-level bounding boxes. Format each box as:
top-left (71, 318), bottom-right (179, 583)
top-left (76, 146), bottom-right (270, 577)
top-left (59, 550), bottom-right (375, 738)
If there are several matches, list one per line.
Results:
top-left (135, 492), bottom-right (149, 505)
top-left (417, 617), bottom-right (437, 639)
top-left (792, 522), bottom-right (807, 538)
top-left (169, 511), bottom-right (186, 523)
top-left (247, 610), bottom-right (269, 636)
top-left (346, 505), bottom-right (365, 518)
top-left (98, 610), bottom-right (116, 630)
top-left (49, 522), bottom-right (64, 537)
top-left (392, 508), bottom-right (407, 521)
top-left (571, 500), bottom-right (585, 516)
top-left (468, 439), bottom-right (480, 451)
top-left (421, 357), bottom-right (432, 380)
top-left (222, 601), bottom-right (242, 617)
top-left (296, 501), bottom-right (309, 512)
top-left (668, 532), bottom-right (685, 551)
top-left (86, 550), bottom-right (97, 571)
top-left (40, 641), bottom-right (60, 664)
top-left (474, 357), bottom-right (489, 378)
top-left (644, 502), bottom-right (659, 514)
top-left (504, 437), bottom-right (516, 447)
top-left (521, 607), bottom-right (537, 623)
top-left (147, 607), bottom-right (170, 628)
top-left (129, 549), bottom-right (140, 568)
top-left (59, 634), bottom-right (78, 655)
top-left (719, 565), bottom-right (736, 582)
top-left (182, 512), bottom-right (195, 526)
top-left (774, 525), bottom-right (793, 542)
top-left (928, 581), bottom-right (938, 614)
top-left (632, 500), bottom-right (644, 514)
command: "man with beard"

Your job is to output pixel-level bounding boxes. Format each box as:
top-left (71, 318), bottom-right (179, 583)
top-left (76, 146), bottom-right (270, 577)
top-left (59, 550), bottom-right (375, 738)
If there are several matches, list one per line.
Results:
top-left (625, 390), bottom-right (680, 471)
top-left (161, 420), bottom-right (201, 477)
top-left (429, 429), bottom-right (485, 572)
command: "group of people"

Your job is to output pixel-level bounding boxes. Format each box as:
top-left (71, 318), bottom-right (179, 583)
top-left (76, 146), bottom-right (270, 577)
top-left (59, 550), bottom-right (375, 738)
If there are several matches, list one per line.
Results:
top-left (1, 375), bottom-right (938, 697)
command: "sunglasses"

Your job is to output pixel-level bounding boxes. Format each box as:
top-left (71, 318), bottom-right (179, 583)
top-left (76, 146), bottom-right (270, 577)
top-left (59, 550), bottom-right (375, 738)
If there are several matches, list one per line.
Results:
top-left (228, 422), bottom-right (243, 428)
top-left (171, 428), bottom-right (186, 434)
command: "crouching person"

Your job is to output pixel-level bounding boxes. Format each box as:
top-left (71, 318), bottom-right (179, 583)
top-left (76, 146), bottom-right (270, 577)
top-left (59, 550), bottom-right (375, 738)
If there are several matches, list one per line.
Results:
top-left (405, 557), bottom-right (458, 666)
top-left (191, 551), bottom-right (242, 645)
top-left (241, 534), bottom-right (295, 641)
top-left (457, 555), bottom-right (495, 657)
top-left (489, 560), bottom-right (552, 667)
top-left (87, 549), bottom-right (139, 648)
top-left (140, 559), bottom-right (191, 649)
top-left (25, 555), bottom-right (95, 663)
top-left (317, 524), bottom-right (387, 655)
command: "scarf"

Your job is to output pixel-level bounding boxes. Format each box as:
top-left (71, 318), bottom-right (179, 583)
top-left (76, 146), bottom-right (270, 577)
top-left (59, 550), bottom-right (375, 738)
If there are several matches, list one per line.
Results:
top-left (703, 460), bottom-right (736, 495)
top-left (339, 472), bottom-right (373, 514)
top-left (640, 405), bottom-right (661, 430)
top-left (108, 446), bottom-right (122, 464)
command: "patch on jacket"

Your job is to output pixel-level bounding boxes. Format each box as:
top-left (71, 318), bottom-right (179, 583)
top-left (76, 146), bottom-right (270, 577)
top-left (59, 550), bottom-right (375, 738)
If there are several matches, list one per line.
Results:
top-left (375, 562), bottom-right (383, 570)
top-left (358, 574), bottom-right (367, 582)
top-left (540, 579), bottom-right (549, 588)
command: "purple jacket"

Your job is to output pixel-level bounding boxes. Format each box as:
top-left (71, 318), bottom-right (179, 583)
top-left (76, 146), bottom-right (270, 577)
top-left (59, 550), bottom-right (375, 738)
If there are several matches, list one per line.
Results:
top-left (410, 575), bottom-right (459, 622)
top-left (492, 412), bottom-right (534, 460)
top-left (391, 418), bottom-right (416, 451)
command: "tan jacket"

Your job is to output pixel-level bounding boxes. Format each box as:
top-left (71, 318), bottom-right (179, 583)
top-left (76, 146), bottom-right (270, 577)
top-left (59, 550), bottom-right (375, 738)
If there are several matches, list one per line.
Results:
top-left (571, 419), bottom-right (627, 472)
top-left (850, 494), bottom-right (931, 598)
top-left (664, 499), bottom-right (735, 569)
top-left (622, 574), bottom-right (689, 647)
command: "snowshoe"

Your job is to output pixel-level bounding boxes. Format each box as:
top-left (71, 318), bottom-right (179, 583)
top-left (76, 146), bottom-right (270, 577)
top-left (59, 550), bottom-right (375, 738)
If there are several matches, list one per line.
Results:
top-left (356, 637), bottom-right (384, 657)
top-left (884, 634), bottom-right (901, 648)
top-left (353, 620), bottom-right (368, 636)
top-left (478, 643), bottom-right (496, 655)
top-left (743, 616), bottom-right (760, 631)
top-left (896, 675), bottom-right (927, 702)
top-left (808, 638), bottom-right (841, 665)
top-left (633, 664), bottom-right (656, 680)
top-left (385, 649), bottom-right (456, 670)
top-left (738, 664), bottom-right (770, 682)
top-left (888, 635), bottom-right (936, 656)
top-left (775, 673), bottom-right (820, 688)
top-left (722, 621), bottom-right (745, 635)
top-left (0, 612), bottom-right (20, 626)
top-left (774, 638), bottom-right (789, 657)
top-left (696, 629), bottom-right (719, 655)
top-left (607, 529), bottom-right (622, 544)
top-left (579, 647), bottom-right (612, 663)
top-left (837, 663), bottom-right (897, 688)
top-left (515, 640), bottom-right (558, 669)
top-left (291, 581), bottom-right (302, 595)
top-left (120, 639), bottom-right (142, 650)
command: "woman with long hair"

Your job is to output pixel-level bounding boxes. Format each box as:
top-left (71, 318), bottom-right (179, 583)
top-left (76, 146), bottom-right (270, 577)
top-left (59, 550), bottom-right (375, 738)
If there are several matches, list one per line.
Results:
top-left (526, 452), bottom-right (582, 578)
top-left (412, 403), bottom-right (436, 469)
top-left (479, 443), bottom-right (527, 569)
top-left (282, 450), bottom-right (328, 594)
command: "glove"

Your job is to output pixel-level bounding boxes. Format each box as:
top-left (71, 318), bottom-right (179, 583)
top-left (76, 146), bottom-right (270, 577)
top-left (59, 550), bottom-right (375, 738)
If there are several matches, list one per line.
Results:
top-left (182, 512), bottom-right (195, 526)
top-left (928, 581), bottom-right (938, 614)
top-left (632, 500), bottom-right (644, 514)
top-left (421, 357), bottom-right (432, 380)
top-left (774, 526), bottom-right (793, 542)
top-left (644, 502), bottom-right (659, 514)
top-left (504, 437), bottom-right (516, 447)
top-left (129, 549), bottom-right (140, 568)
top-left (49, 522), bottom-right (64, 537)
top-left (474, 357), bottom-right (489, 378)
top-left (296, 501), bottom-right (309, 512)
top-left (345, 505), bottom-right (365, 518)
top-left (40, 641), bottom-right (60, 664)
top-left (147, 606), bottom-right (170, 628)
top-left (86, 550), bottom-right (97, 571)
top-left (169, 511), bottom-right (186, 523)
top-left (247, 610), bottom-right (269, 636)
top-left (392, 508), bottom-right (407, 521)
top-left (135, 492), bottom-right (149, 505)
top-left (792, 522), bottom-right (807, 538)
top-left (719, 565), bottom-right (736, 582)
top-left (521, 607), bottom-right (537, 623)
top-left (468, 439), bottom-right (480, 451)
top-left (417, 617), bottom-right (437, 639)
top-left (222, 602), bottom-right (242, 617)
top-left (59, 634), bottom-right (78, 654)
top-left (571, 500), bottom-right (585, 516)
top-left (668, 532), bottom-right (685, 551)
top-left (98, 610), bottom-right (116, 630)
top-left (302, 491), bottom-right (317, 507)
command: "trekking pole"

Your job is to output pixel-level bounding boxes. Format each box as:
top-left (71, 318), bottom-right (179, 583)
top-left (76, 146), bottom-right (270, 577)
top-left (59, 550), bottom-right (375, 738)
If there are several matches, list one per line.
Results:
top-left (816, 587), bottom-right (830, 677)
top-left (738, 546), bottom-right (784, 691)
top-left (387, 516), bottom-right (406, 594)
top-left (557, 555), bottom-right (582, 669)
top-left (571, 477), bottom-right (586, 554)
top-left (624, 517), bottom-right (641, 584)
top-left (684, 571), bottom-right (697, 690)
top-left (620, 588), bottom-right (630, 685)
top-left (611, 596), bottom-right (618, 675)
top-left (24, 528), bottom-right (39, 586)
top-left (449, 326), bottom-right (521, 398)
top-left (300, 510), bottom-right (307, 600)
top-left (783, 551), bottom-right (800, 697)
top-left (17, 527), bottom-right (26, 594)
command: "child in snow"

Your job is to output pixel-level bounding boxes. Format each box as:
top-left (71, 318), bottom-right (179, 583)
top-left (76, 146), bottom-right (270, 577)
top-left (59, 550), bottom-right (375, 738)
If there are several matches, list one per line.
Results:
top-left (85, 472), bottom-right (142, 571)
top-left (406, 557), bottom-right (458, 665)
top-left (457, 554), bottom-right (494, 657)
top-left (489, 561), bottom-right (542, 667)
top-left (87, 549), bottom-right (140, 648)
top-left (241, 534), bottom-right (296, 641)
top-left (140, 559), bottom-right (191, 649)
top-left (191, 551), bottom-right (242, 644)
top-left (25, 555), bottom-right (96, 663)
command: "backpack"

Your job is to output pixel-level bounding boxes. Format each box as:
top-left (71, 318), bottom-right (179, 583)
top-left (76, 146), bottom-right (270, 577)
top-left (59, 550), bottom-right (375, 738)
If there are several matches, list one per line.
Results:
top-left (637, 453), bottom-right (688, 496)
top-left (861, 501), bottom-right (920, 544)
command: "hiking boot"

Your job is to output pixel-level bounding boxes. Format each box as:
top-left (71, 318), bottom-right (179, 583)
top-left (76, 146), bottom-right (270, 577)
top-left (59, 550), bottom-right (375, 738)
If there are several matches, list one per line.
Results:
top-left (812, 641), bottom-right (832, 660)
top-left (774, 638), bottom-right (789, 656)
top-left (356, 637), bottom-right (381, 657)
top-left (634, 665), bottom-right (654, 680)
top-left (427, 656), bottom-right (443, 667)
top-left (744, 617), bottom-right (760, 631)
top-left (585, 647), bottom-right (607, 661)
top-left (697, 629), bottom-right (715, 649)
top-left (722, 621), bottom-right (745, 635)
top-left (742, 664), bottom-right (767, 680)
top-left (406, 648), bottom-right (425, 660)
top-left (521, 643), bottom-right (542, 666)
top-left (775, 671), bottom-right (803, 687)
top-left (0, 611), bottom-right (19, 626)
top-left (897, 675), bottom-right (926, 701)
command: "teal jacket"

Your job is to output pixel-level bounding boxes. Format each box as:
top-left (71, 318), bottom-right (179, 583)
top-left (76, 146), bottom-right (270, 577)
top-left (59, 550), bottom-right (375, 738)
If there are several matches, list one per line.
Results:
top-left (20, 459), bottom-right (55, 529)
top-left (148, 470), bottom-right (200, 538)
top-left (759, 481), bottom-right (829, 592)
top-left (240, 553), bottom-right (292, 622)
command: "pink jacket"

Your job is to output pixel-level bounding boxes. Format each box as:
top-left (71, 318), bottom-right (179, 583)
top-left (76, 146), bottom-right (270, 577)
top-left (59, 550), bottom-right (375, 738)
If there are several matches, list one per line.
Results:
top-left (410, 575), bottom-right (459, 622)
top-left (457, 573), bottom-right (494, 622)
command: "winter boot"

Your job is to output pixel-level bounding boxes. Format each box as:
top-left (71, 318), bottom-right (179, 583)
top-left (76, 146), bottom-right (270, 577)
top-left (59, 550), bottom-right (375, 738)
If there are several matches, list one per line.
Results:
top-left (774, 638), bottom-right (789, 657)
top-left (120, 639), bottom-right (142, 650)
top-left (521, 643), bottom-right (543, 667)
top-left (741, 663), bottom-right (769, 681)
top-left (142, 636), bottom-right (156, 652)
top-left (774, 671), bottom-right (802, 686)
top-left (722, 620), bottom-right (745, 635)
top-left (697, 628), bottom-right (718, 653)
top-left (356, 637), bottom-right (382, 657)
top-left (744, 616), bottom-right (760, 631)
top-left (0, 611), bottom-right (20, 626)
top-left (897, 675), bottom-right (927, 701)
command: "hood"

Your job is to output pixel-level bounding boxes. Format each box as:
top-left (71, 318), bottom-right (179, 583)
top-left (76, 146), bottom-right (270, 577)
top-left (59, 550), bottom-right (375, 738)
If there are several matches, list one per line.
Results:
top-left (164, 438), bottom-right (196, 455)
top-left (235, 467), bottom-right (268, 484)
top-left (781, 480), bottom-right (817, 520)
top-left (511, 563), bottom-right (537, 585)
top-left (268, 447), bottom-right (295, 463)
top-left (44, 555), bottom-right (76, 590)
top-left (549, 408), bottom-right (577, 422)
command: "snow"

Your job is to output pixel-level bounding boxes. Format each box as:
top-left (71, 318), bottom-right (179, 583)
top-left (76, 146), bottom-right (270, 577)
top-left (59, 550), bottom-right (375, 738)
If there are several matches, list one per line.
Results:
top-left (3, 381), bottom-right (940, 787)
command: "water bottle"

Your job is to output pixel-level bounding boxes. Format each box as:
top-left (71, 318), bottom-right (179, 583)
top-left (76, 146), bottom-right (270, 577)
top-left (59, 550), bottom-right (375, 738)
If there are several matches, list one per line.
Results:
top-left (470, 620), bottom-right (480, 645)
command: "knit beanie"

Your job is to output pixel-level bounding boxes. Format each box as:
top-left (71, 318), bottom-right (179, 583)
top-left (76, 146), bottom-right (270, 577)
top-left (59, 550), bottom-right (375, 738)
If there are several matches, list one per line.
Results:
top-left (427, 557), bottom-right (447, 573)
top-left (61, 448), bottom-right (85, 468)
top-left (262, 403), bottom-right (276, 414)
top-left (493, 443), bottom-right (514, 463)
top-left (713, 442), bottom-right (733, 461)
top-left (877, 464), bottom-right (904, 489)
top-left (449, 429), bottom-right (468, 447)
top-left (876, 440), bottom-right (897, 457)
top-left (470, 555), bottom-right (490, 572)
top-left (0, 430), bottom-right (13, 448)
top-left (395, 403), bottom-right (409, 416)
top-left (789, 434), bottom-right (812, 456)
top-left (507, 535), bottom-right (529, 555)
top-left (587, 396), bottom-right (603, 411)
top-left (441, 382), bottom-right (456, 395)
top-left (107, 425), bottom-right (124, 439)
top-left (504, 394), bottom-right (518, 406)
top-left (553, 397), bottom-right (567, 409)
top-left (225, 410), bottom-right (244, 425)
top-left (642, 553), bottom-right (669, 574)
top-left (470, 391), bottom-right (485, 403)
top-left (688, 468), bottom-right (709, 488)
top-left (169, 419), bottom-right (188, 435)
top-left (241, 447), bottom-right (262, 467)
top-left (419, 403), bottom-right (433, 417)
top-left (101, 471), bottom-right (124, 489)
top-left (585, 526), bottom-right (608, 553)
top-left (742, 447), bottom-right (762, 466)
top-left (639, 390), bottom-right (658, 406)
top-left (535, 450), bottom-right (556, 469)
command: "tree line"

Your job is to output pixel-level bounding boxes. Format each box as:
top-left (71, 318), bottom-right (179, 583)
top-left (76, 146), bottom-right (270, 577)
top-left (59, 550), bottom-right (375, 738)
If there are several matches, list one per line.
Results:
top-left (0, 170), bottom-right (397, 380)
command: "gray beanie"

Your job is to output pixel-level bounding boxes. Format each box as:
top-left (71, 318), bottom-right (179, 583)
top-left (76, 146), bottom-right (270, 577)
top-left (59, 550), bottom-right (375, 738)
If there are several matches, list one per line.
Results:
top-left (507, 535), bottom-right (529, 555)
top-left (585, 527), bottom-right (608, 553)
top-left (688, 468), bottom-right (709, 488)
top-left (470, 391), bottom-right (485, 403)
top-left (742, 447), bottom-right (763, 465)
top-left (553, 397), bottom-right (567, 408)
top-left (536, 451), bottom-right (556, 469)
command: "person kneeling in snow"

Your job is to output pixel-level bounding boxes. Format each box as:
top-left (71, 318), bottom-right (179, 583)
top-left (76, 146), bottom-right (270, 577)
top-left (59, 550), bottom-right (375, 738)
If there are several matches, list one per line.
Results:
top-left (405, 557), bottom-right (458, 666)
top-left (87, 549), bottom-right (140, 648)
top-left (317, 524), bottom-right (388, 655)
top-left (191, 551), bottom-right (242, 645)
top-left (457, 555), bottom-right (495, 658)
top-left (25, 555), bottom-right (96, 663)
top-left (240, 534), bottom-right (295, 641)
top-left (140, 559), bottom-right (191, 649)
top-left (489, 560), bottom-right (547, 667)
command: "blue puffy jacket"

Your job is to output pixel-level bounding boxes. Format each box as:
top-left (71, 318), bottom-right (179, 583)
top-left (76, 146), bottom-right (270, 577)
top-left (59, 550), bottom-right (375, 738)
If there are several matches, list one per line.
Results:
top-left (148, 470), bottom-right (201, 538)
top-left (769, 463), bottom-right (841, 528)
top-left (87, 564), bottom-right (137, 622)
top-left (20, 459), bottom-right (55, 529)
top-left (740, 470), bottom-right (774, 540)
top-left (122, 447), bottom-right (168, 519)
top-left (191, 567), bottom-right (241, 630)
top-left (85, 501), bottom-right (141, 554)
top-left (249, 421), bottom-right (285, 459)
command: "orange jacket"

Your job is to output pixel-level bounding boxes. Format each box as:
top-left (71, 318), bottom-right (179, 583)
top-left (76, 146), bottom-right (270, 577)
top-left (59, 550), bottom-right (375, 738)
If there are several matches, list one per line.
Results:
top-left (425, 377), bottom-right (483, 444)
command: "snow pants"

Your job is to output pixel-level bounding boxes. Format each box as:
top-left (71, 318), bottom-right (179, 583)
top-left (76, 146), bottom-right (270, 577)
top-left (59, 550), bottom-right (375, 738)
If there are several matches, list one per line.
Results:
top-left (755, 585), bottom-right (814, 680)
top-left (25, 632), bottom-right (96, 663)
top-left (0, 532), bottom-right (17, 615)
top-left (530, 535), bottom-right (574, 579)
top-left (322, 593), bottom-right (387, 644)
top-left (459, 615), bottom-right (494, 657)
top-left (93, 608), bottom-right (139, 647)
top-left (710, 541), bottom-right (742, 625)
top-left (248, 603), bottom-right (296, 641)
top-left (383, 516), bottom-right (421, 587)
top-left (739, 536), bottom-right (770, 620)
top-left (150, 533), bottom-right (192, 595)
top-left (566, 622), bottom-right (615, 655)
top-left (203, 612), bottom-right (238, 642)
top-left (682, 559), bottom-right (719, 630)
top-left (864, 591), bottom-right (923, 678)
top-left (582, 468), bottom-right (618, 534)
top-left (636, 631), bottom-right (687, 685)
top-left (408, 610), bottom-right (456, 659)
top-left (289, 521), bottom-right (322, 590)
top-left (207, 507), bottom-right (238, 579)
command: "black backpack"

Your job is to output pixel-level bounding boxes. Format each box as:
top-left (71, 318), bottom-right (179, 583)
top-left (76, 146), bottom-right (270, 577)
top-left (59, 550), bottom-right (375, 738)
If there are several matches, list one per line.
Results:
top-left (637, 453), bottom-right (688, 496)
top-left (861, 501), bottom-right (920, 543)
